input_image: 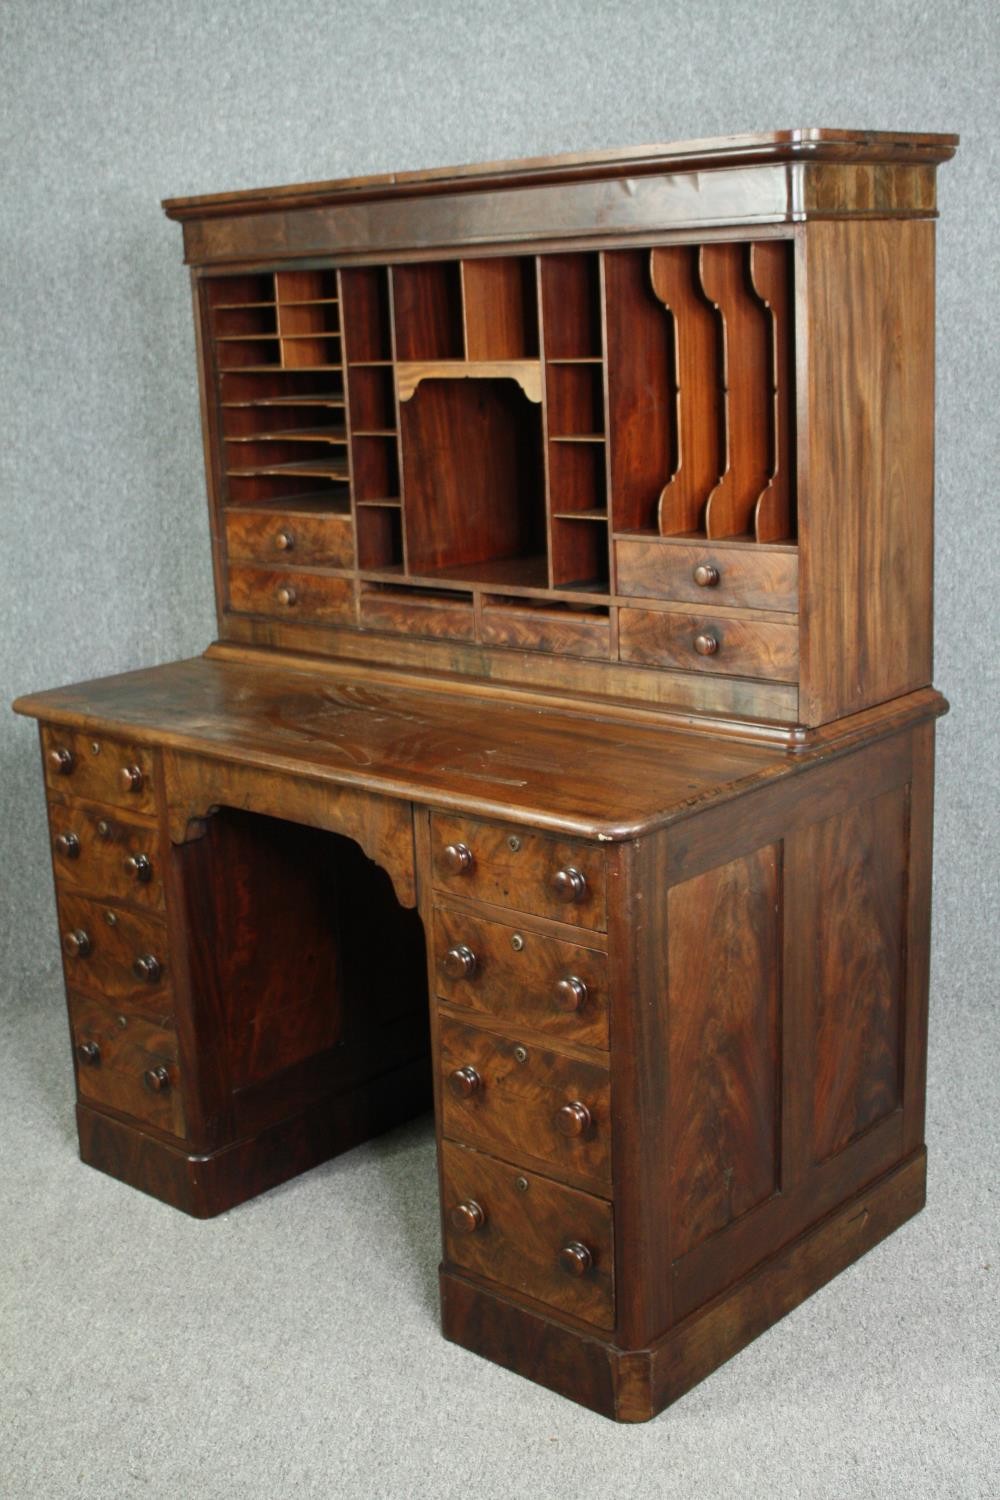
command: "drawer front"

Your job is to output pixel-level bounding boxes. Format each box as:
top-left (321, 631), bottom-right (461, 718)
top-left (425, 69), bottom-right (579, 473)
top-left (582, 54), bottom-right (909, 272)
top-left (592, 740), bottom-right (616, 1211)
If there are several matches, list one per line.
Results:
top-left (480, 603), bottom-right (610, 660)
top-left (69, 992), bottom-right (184, 1137)
top-left (618, 607), bottom-right (799, 682)
top-left (224, 508), bottom-right (354, 569)
top-left (359, 590), bottom-right (476, 642)
top-left (56, 893), bottom-right (171, 1016)
top-left (227, 564), bottom-right (355, 624)
top-left (431, 814), bottom-right (607, 932)
top-left (42, 727), bottom-right (158, 815)
top-left (616, 537), bottom-right (798, 613)
top-left (441, 1140), bottom-right (614, 1329)
top-left (440, 1016), bottom-right (611, 1190)
top-left (49, 802), bottom-right (165, 913)
top-left (434, 906), bottom-right (608, 1050)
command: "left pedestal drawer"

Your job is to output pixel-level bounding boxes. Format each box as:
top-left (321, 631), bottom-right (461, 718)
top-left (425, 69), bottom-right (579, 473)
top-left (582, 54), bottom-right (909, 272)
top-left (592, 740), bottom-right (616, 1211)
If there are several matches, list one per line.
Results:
top-left (69, 991), bottom-right (184, 1138)
top-left (56, 894), bottom-right (170, 1015)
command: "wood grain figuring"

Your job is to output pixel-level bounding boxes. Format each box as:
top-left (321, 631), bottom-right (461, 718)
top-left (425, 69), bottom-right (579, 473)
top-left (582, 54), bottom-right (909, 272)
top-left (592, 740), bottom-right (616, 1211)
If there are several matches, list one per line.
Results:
top-left (41, 726), bottom-right (159, 816)
top-left (227, 565), bottom-right (355, 624)
top-left (700, 243), bottom-right (772, 538)
top-left (619, 607), bottom-right (799, 682)
top-left (69, 990), bottom-right (184, 1137)
top-left (48, 800), bottom-right (165, 913)
top-left (749, 241), bottom-right (795, 541)
top-left (224, 508), bottom-right (354, 569)
top-left (615, 537), bottom-right (798, 612)
top-left (650, 246), bottom-right (722, 534)
top-left (811, 787), bottom-right (908, 1161)
top-left (667, 845), bottom-right (781, 1258)
top-left (433, 905), bottom-right (609, 1049)
top-left (440, 1015), bottom-right (612, 1190)
top-left (604, 249), bottom-right (675, 534)
top-left (360, 588), bottom-right (476, 642)
top-left (480, 599), bottom-right (611, 660)
top-left (431, 814), bottom-right (607, 928)
top-left (798, 219), bottom-right (935, 724)
top-left (56, 892), bottom-right (171, 1018)
top-left (441, 1140), bottom-right (614, 1329)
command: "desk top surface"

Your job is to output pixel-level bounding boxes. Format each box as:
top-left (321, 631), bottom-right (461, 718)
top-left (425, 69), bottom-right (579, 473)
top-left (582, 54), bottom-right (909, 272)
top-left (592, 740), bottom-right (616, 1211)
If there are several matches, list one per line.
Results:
top-left (14, 649), bottom-right (942, 840)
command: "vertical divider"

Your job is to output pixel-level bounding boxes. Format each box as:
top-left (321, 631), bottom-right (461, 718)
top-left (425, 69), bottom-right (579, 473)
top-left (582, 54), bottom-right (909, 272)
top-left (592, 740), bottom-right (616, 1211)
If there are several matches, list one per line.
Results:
top-left (701, 244), bottom-right (771, 539)
top-left (386, 266), bottom-right (410, 575)
top-left (598, 253), bottom-right (616, 597)
top-left (750, 241), bottom-right (795, 542)
top-left (458, 260), bottom-right (471, 360)
top-left (336, 269), bottom-right (361, 620)
top-left (535, 256), bottom-right (557, 592)
top-left (651, 247), bottom-right (723, 535)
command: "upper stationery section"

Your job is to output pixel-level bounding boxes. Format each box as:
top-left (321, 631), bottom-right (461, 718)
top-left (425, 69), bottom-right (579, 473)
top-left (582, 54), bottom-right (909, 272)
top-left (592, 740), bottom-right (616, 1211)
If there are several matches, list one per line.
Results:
top-left (165, 131), bottom-right (956, 737)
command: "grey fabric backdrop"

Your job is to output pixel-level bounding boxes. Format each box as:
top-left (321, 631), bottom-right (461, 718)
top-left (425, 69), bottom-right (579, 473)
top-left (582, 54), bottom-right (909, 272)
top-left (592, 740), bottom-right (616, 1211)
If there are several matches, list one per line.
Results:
top-left (1, 4), bottom-right (997, 1496)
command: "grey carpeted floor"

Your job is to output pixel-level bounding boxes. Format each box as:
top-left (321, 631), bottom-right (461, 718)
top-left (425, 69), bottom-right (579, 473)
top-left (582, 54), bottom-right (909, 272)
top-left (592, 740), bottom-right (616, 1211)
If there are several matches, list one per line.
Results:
top-left (2, 964), bottom-right (997, 1500)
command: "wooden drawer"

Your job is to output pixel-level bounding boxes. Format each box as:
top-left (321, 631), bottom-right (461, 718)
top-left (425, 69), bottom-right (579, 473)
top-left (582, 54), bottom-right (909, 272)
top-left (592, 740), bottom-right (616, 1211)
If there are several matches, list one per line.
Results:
top-left (480, 599), bottom-right (610, 660)
top-left (616, 537), bottom-right (798, 613)
top-left (69, 991), bottom-right (184, 1137)
top-left (441, 1140), bottom-right (614, 1329)
top-left (56, 893), bottom-right (171, 1017)
top-left (434, 906), bottom-right (608, 1050)
top-left (227, 564), bottom-right (355, 623)
top-left (431, 814), bottom-right (606, 932)
top-left (48, 801), bottom-right (165, 913)
top-left (41, 726), bottom-right (158, 815)
top-left (440, 1015), bottom-right (611, 1191)
top-left (359, 587), bottom-right (475, 642)
top-left (619, 607), bottom-right (799, 682)
top-left (224, 507), bottom-right (354, 569)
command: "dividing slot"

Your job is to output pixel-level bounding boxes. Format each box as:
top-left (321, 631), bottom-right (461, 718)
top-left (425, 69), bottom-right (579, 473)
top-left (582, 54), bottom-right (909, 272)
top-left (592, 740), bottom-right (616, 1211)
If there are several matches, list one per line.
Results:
top-left (548, 442), bottom-right (607, 519)
top-left (392, 262), bottom-right (464, 360)
top-left (604, 248), bottom-right (675, 534)
top-left (352, 434), bottom-right (400, 506)
top-left (480, 594), bottom-right (611, 660)
top-left (206, 272), bottom-right (275, 310)
top-left (219, 370), bottom-right (344, 408)
top-left (356, 505), bottom-right (404, 570)
top-left (546, 363), bottom-right (605, 439)
top-left (749, 241), bottom-right (795, 542)
top-left (461, 257), bottom-right (539, 359)
top-left (340, 267), bottom-right (393, 362)
top-left (550, 515), bottom-right (610, 593)
top-left (348, 366), bottom-right (397, 433)
top-left (540, 253), bottom-right (602, 359)
top-left (274, 269), bottom-right (339, 304)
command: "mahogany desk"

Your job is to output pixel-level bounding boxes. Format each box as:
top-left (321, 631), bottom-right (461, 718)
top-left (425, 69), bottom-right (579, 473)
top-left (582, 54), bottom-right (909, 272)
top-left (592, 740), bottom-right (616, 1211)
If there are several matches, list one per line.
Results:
top-left (14, 130), bottom-right (956, 1420)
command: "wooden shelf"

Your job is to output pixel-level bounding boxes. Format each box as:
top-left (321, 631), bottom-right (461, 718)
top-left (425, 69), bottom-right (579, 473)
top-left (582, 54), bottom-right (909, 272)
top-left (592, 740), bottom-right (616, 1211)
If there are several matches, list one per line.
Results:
top-left (226, 427), bottom-right (348, 444)
top-left (553, 509), bottom-right (609, 521)
top-left (356, 497), bottom-right (402, 509)
top-left (221, 395), bottom-right (345, 409)
top-left (396, 359), bottom-right (543, 404)
top-left (227, 459), bottom-right (350, 480)
top-left (224, 494), bottom-right (351, 516)
top-left (550, 434), bottom-right (606, 444)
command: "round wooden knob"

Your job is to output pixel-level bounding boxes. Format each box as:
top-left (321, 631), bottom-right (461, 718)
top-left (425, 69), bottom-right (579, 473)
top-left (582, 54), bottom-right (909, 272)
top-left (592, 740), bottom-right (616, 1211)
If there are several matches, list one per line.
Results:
top-left (551, 866), bottom-right (587, 904)
top-left (443, 842), bottom-right (473, 875)
top-left (143, 1066), bottom-right (171, 1094)
top-left (76, 1040), bottom-right (101, 1067)
top-left (62, 928), bottom-right (92, 959)
top-left (559, 1241), bottom-right (593, 1276)
top-left (55, 832), bottom-right (80, 859)
top-left (276, 585), bottom-right (297, 607)
top-left (556, 1101), bottom-right (592, 1137)
top-left (123, 853), bottom-right (152, 883)
top-left (555, 976), bottom-right (587, 1013)
top-left (49, 746), bottom-right (75, 775)
top-left (442, 944), bottom-right (477, 980)
top-left (448, 1065), bottom-right (482, 1099)
top-left (132, 953), bottom-right (162, 983)
top-left (693, 563), bottom-right (720, 588)
top-left (274, 530), bottom-right (295, 552)
top-left (694, 631), bottom-right (720, 656)
top-left (119, 764), bottom-right (144, 794)
top-left (450, 1200), bottom-right (485, 1234)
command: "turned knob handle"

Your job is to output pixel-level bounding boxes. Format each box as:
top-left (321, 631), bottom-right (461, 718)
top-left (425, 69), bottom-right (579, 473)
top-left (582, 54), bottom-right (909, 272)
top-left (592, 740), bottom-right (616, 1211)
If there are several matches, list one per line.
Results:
top-left (693, 563), bottom-right (720, 588)
top-left (443, 842), bottom-right (473, 875)
top-left (551, 866), bottom-right (587, 904)
top-left (276, 585), bottom-right (297, 607)
top-left (62, 928), bottom-right (92, 959)
top-left (76, 1040), bottom-right (101, 1067)
top-left (123, 853), bottom-right (153, 883)
top-left (119, 764), bottom-right (144, 794)
top-left (694, 631), bottom-right (720, 657)
top-left (448, 1065), bottom-right (482, 1099)
top-left (450, 1200), bottom-right (485, 1234)
top-left (556, 1100), bottom-right (592, 1137)
top-left (555, 975), bottom-right (587, 1013)
top-left (55, 831), bottom-right (80, 860)
top-left (274, 530), bottom-right (295, 553)
top-left (442, 944), bottom-right (477, 980)
top-left (132, 953), bottom-right (163, 983)
top-left (49, 746), bottom-right (75, 775)
top-left (143, 1066), bottom-right (171, 1094)
top-left (559, 1241), bottom-right (593, 1277)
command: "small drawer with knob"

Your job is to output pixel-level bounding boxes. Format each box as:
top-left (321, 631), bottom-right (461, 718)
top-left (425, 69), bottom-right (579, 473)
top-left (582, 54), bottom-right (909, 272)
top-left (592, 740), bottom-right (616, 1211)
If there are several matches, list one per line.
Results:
top-left (439, 1015), bottom-right (611, 1191)
top-left (618, 607), bottom-right (799, 683)
top-left (615, 537), bottom-right (798, 613)
top-left (440, 1140), bottom-right (614, 1329)
top-left (430, 814), bottom-right (607, 932)
top-left (224, 507), bottom-right (354, 570)
top-left (55, 892), bottom-right (171, 1016)
top-left (227, 563), bottom-right (355, 625)
top-left (433, 906), bottom-right (608, 1050)
top-left (41, 726), bottom-right (158, 814)
top-left (48, 801), bottom-right (165, 912)
top-left (68, 990), bottom-right (184, 1137)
